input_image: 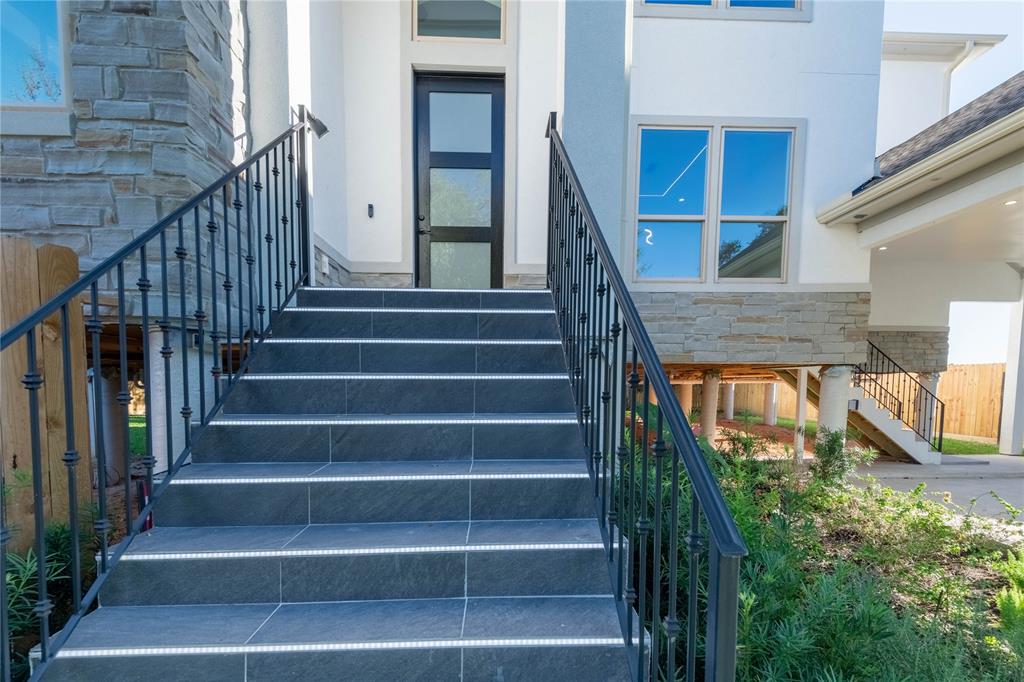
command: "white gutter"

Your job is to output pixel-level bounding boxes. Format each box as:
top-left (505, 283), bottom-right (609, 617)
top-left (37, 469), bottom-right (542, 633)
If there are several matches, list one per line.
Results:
top-left (817, 108), bottom-right (1024, 225)
top-left (942, 40), bottom-right (975, 116)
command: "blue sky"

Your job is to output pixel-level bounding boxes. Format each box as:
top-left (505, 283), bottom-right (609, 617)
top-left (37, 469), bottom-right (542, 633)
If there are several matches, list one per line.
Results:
top-left (1, 0), bottom-right (62, 104)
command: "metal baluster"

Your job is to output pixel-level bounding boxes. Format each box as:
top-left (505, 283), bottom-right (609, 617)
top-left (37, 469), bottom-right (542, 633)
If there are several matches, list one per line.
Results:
top-left (138, 245), bottom-right (155, 495)
top-left (116, 265), bottom-right (132, 531)
top-left (254, 162), bottom-right (266, 335)
top-left (611, 308), bottom-right (626, 594)
top-left (87, 283), bottom-right (110, 572)
top-left (665, 449), bottom-right (682, 682)
top-left (651, 407), bottom-right (667, 678)
top-left (244, 173), bottom-right (256, 353)
top-left (222, 185), bottom-right (233, 385)
top-left (686, 497), bottom-right (701, 682)
top-left (159, 230), bottom-right (174, 474)
top-left (625, 346), bottom-right (639, 648)
top-left (58, 305), bottom-right (82, 612)
top-left (208, 197), bottom-right (222, 404)
top-left (280, 141), bottom-right (290, 295)
top-left (597, 273), bottom-right (610, 528)
top-left (175, 217), bottom-right (192, 459)
top-left (288, 133), bottom-right (297, 289)
top-left (234, 177), bottom-right (245, 368)
top-left (637, 378), bottom-right (652, 682)
top-left (193, 207), bottom-right (208, 423)
top-left (265, 155), bottom-right (274, 322)
top-left (23, 333), bottom-right (53, 661)
top-left (273, 146), bottom-right (282, 312)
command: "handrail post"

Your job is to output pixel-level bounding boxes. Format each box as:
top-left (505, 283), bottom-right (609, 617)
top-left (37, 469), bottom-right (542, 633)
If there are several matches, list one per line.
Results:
top-left (298, 105), bottom-right (312, 286)
top-left (705, 546), bottom-right (741, 682)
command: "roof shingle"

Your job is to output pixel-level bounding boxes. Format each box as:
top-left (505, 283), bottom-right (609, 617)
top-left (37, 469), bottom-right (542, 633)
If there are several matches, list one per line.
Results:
top-left (855, 70), bottom-right (1024, 194)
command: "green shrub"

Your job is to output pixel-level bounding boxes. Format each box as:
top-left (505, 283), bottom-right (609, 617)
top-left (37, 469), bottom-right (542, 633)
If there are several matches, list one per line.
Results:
top-left (809, 428), bottom-right (877, 485)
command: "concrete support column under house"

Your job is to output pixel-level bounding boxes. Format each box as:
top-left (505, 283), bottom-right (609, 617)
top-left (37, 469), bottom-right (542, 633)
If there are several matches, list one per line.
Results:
top-left (794, 369), bottom-right (809, 461)
top-left (87, 366), bottom-right (128, 488)
top-left (722, 383), bottom-right (735, 420)
top-left (818, 365), bottom-right (854, 443)
top-left (701, 371), bottom-right (721, 442)
top-left (763, 382), bottom-right (778, 427)
top-left (999, 294), bottom-right (1024, 455)
top-left (675, 383), bottom-right (693, 420)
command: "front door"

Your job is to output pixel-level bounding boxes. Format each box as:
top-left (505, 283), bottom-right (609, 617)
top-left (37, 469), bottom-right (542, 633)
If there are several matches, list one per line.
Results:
top-left (415, 74), bottom-right (504, 288)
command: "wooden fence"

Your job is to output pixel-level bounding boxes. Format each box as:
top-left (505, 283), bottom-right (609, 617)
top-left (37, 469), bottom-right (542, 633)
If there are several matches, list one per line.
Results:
top-left (1, 237), bottom-right (93, 552)
top-left (937, 363), bottom-right (1004, 440)
top-left (732, 382), bottom-right (819, 422)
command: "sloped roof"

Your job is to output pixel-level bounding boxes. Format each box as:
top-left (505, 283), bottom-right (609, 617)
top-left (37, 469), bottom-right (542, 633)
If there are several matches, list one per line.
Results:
top-left (855, 70), bottom-right (1024, 194)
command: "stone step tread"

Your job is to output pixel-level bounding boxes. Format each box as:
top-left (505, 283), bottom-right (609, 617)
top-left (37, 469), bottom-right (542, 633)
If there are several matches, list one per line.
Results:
top-left (169, 459), bottom-right (590, 482)
top-left (57, 597), bottom-right (627, 653)
top-left (128, 519), bottom-right (604, 556)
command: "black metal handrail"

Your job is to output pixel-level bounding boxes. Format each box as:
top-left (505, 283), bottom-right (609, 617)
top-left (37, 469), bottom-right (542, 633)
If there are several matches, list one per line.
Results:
top-left (1, 109), bottom-right (323, 680)
top-left (546, 113), bottom-right (746, 682)
top-left (853, 341), bottom-right (945, 451)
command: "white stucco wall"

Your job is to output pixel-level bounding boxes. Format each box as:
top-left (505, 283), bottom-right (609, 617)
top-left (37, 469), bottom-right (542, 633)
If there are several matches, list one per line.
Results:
top-left (626, 0), bottom-right (884, 288)
top-left (870, 256), bottom-right (1023, 327)
top-left (274, 0), bottom-right (563, 279)
top-left (876, 59), bottom-right (949, 154)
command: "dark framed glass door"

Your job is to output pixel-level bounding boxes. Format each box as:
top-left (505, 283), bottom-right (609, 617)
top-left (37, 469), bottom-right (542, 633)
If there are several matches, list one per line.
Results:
top-left (415, 74), bottom-right (504, 288)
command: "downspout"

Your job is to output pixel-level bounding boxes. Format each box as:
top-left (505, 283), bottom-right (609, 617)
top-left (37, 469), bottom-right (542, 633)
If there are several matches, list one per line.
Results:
top-left (941, 39), bottom-right (974, 116)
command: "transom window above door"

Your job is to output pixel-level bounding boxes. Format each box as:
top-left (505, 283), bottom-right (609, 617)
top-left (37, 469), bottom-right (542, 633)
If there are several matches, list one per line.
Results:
top-left (415, 0), bottom-right (504, 41)
top-left (634, 124), bottom-right (796, 283)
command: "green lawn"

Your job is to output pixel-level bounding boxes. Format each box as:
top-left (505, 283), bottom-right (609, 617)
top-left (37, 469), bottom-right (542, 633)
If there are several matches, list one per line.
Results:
top-left (938, 435), bottom-right (1000, 455)
top-left (728, 411), bottom-right (819, 439)
top-left (128, 414), bottom-right (147, 456)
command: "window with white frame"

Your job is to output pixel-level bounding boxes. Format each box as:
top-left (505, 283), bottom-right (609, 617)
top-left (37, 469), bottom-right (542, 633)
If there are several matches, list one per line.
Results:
top-left (1, 0), bottom-right (64, 106)
top-left (634, 125), bottom-right (794, 282)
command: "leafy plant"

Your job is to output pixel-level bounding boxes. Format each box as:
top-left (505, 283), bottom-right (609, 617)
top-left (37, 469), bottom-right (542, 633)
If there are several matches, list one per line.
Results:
top-left (808, 428), bottom-right (877, 485)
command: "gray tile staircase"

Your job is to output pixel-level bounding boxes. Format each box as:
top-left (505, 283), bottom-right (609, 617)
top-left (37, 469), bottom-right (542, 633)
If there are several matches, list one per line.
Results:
top-left (45, 287), bottom-right (632, 681)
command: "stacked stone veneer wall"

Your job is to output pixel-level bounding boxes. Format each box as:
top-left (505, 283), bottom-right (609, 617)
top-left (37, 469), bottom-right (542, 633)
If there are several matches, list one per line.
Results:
top-left (635, 291), bottom-right (871, 365)
top-left (0, 0), bottom-right (244, 294)
top-left (867, 329), bottom-right (949, 374)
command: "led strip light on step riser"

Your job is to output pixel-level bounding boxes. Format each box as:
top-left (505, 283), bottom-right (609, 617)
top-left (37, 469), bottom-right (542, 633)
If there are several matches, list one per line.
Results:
top-left (172, 472), bottom-right (589, 484)
top-left (262, 338), bottom-right (562, 345)
top-left (209, 417), bottom-right (581, 426)
top-left (239, 374), bottom-right (568, 381)
top-left (56, 637), bottom-right (633, 658)
top-left (284, 307), bottom-right (554, 314)
top-left (301, 287), bottom-right (551, 294)
top-left (121, 542), bottom-right (609, 561)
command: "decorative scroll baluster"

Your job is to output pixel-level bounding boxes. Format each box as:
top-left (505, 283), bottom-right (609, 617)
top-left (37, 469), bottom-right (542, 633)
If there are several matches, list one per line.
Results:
top-left (175, 217), bottom-right (192, 459)
top-left (87, 283), bottom-right (110, 571)
top-left (116, 265), bottom-right (132, 530)
top-left (58, 304), bottom-right (83, 612)
top-left (23, 333), bottom-right (52, 661)
top-left (207, 197), bottom-right (222, 403)
top-left (159, 230), bottom-right (174, 474)
top-left (138, 245), bottom-right (155, 494)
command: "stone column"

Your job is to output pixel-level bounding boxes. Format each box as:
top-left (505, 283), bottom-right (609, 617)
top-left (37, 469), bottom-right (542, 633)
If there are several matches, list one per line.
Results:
top-left (794, 369), bottom-right (809, 462)
top-left (999, 295), bottom-right (1024, 455)
top-left (818, 365), bottom-right (853, 443)
top-left (914, 372), bottom-right (941, 445)
top-left (675, 383), bottom-right (694, 419)
top-left (700, 370), bottom-right (721, 442)
top-left (722, 383), bottom-right (735, 420)
top-left (86, 367), bottom-right (128, 487)
top-left (762, 382), bottom-right (778, 426)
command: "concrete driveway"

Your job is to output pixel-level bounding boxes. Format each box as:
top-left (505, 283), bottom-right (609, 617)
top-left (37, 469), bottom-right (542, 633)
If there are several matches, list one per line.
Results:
top-left (853, 454), bottom-right (1024, 521)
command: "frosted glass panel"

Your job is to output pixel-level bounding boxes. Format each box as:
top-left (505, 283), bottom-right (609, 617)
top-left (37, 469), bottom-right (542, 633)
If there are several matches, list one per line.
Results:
top-left (430, 168), bottom-right (491, 227)
top-left (430, 242), bottom-right (491, 289)
top-left (417, 0), bottom-right (501, 39)
top-left (430, 92), bottom-right (491, 153)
